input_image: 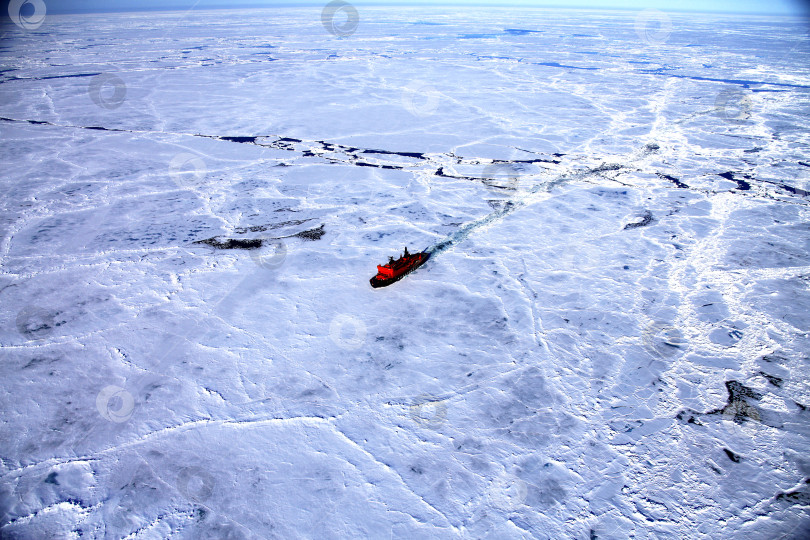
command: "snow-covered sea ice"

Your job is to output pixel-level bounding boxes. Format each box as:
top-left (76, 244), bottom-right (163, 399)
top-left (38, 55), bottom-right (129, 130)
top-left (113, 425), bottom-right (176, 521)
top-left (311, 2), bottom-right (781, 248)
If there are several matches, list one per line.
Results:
top-left (1, 2), bottom-right (809, 538)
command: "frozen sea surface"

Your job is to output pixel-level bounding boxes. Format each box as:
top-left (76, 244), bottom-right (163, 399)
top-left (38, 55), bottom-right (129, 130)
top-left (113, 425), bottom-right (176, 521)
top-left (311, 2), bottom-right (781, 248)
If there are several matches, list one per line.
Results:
top-left (1, 6), bottom-right (809, 539)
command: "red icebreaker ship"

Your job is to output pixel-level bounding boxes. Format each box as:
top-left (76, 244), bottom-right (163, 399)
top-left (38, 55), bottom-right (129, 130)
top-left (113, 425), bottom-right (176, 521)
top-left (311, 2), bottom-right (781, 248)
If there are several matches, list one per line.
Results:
top-left (370, 247), bottom-right (430, 288)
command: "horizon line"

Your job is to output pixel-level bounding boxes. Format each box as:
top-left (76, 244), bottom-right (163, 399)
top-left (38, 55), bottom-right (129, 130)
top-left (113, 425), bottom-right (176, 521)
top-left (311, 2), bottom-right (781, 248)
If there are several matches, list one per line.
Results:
top-left (29, 3), bottom-right (810, 17)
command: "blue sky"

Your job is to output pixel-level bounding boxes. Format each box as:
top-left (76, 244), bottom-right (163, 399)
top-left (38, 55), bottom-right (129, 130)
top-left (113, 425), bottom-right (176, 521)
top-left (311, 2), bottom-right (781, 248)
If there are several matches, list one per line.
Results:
top-left (16, 0), bottom-right (810, 15)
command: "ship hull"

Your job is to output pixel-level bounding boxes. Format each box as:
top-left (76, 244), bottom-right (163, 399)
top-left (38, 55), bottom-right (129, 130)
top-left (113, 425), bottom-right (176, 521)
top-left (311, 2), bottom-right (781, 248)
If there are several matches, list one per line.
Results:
top-left (370, 252), bottom-right (430, 288)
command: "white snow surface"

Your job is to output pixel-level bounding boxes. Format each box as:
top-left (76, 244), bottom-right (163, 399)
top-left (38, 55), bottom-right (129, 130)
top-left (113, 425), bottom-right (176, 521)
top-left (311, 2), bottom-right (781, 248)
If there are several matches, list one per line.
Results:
top-left (1, 6), bottom-right (809, 539)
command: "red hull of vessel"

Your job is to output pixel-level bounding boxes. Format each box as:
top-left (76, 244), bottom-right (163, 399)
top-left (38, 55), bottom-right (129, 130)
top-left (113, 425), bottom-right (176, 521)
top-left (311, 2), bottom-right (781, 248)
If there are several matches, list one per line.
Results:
top-left (370, 251), bottom-right (430, 288)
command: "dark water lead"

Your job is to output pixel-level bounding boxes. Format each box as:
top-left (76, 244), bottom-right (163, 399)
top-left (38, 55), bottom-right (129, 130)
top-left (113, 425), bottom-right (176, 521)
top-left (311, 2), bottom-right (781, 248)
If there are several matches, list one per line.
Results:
top-left (624, 210), bottom-right (654, 229)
